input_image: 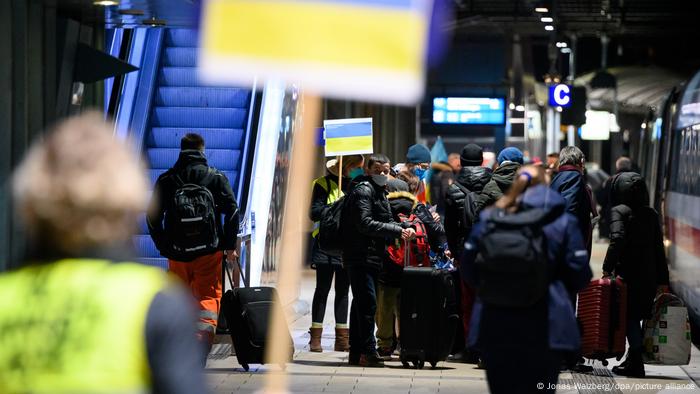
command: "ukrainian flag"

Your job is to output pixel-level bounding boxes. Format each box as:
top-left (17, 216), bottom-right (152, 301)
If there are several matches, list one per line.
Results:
top-left (324, 118), bottom-right (373, 156)
top-left (199, 0), bottom-right (432, 105)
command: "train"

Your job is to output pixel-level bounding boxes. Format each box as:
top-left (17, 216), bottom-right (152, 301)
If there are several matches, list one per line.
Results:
top-left (635, 69), bottom-right (700, 330)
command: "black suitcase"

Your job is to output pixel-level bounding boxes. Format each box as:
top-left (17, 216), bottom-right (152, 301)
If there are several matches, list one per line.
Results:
top-left (399, 264), bottom-right (459, 369)
top-left (220, 258), bottom-right (293, 371)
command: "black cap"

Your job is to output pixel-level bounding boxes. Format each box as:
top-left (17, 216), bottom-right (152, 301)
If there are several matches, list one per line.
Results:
top-left (460, 143), bottom-right (483, 166)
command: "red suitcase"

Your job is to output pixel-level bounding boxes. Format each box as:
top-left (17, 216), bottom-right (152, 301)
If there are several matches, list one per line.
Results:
top-left (576, 278), bottom-right (627, 365)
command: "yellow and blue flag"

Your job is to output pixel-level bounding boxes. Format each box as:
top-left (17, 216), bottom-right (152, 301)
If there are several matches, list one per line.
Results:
top-left (199, 0), bottom-right (432, 104)
top-left (323, 118), bottom-right (373, 156)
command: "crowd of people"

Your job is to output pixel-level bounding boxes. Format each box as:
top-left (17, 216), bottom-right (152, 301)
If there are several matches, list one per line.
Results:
top-left (309, 141), bottom-right (670, 392)
top-left (0, 111), bottom-right (671, 393)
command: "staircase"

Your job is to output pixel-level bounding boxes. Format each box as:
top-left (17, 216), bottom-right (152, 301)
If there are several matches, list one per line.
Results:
top-left (133, 29), bottom-right (252, 269)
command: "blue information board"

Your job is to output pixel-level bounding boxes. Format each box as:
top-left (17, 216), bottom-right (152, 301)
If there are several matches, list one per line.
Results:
top-left (433, 97), bottom-right (505, 125)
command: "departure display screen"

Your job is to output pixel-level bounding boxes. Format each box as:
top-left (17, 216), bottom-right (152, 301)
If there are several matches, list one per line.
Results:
top-left (433, 97), bottom-right (506, 125)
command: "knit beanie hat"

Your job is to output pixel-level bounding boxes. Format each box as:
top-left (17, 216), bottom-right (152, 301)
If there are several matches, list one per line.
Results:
top-left (406, 144), bottom-right (431, 164)
top-left (460, 143), bottom-right (483, 166)
top-left (387, 178), bottom-right (409, 193)
top-left (497, 147), bottom-right (524, 165)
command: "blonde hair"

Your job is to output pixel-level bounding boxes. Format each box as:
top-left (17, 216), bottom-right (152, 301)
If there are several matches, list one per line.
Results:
top-left (12, 112), bottom-right (148, 256)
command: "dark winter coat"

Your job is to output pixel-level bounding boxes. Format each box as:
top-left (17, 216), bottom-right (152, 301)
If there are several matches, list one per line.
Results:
top-left (549, 165), bottom-right (594, 253)
top-left (444, 166), bottom-right (493, 257)
top-left (602, 172), bottom-right (669, 320)
top-left (462, 185), bottom-right (592, 352)
top-left (147, 150), bottom-right (239, 262)
top-left (474, 161), bottom-right (520, 212)
top-left (428, 162), bottom-right (455, 217)
top-left (342, 175), bottom-right (403, 272)
top-left (309, 173), bottom-right (349, 267)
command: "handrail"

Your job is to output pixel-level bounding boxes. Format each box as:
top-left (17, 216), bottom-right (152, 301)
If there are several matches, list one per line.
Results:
top-left (236, 78), bottom-right (258, 212)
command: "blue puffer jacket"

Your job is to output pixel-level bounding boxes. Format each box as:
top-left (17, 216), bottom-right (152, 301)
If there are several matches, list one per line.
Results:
top-left (461, 185), bottom-right (592, 351)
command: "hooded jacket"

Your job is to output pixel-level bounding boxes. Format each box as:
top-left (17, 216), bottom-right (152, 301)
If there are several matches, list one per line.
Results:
top-left (602, 172), bottom-right (669, 319)
top-left (147, 150), bottom-right (239, 262)
top-left (462, 185), bottom-right (592, 351)
top-left (550, 165), bottom-right (594, 252)
top-left (380, 190), bottom-right (447, 286)
top-left (444, 166), bottom-right (493, 257)
top-left (474, 161), bottom-right (521, 212)
top-left (341, 175), bottom-right (403, 272)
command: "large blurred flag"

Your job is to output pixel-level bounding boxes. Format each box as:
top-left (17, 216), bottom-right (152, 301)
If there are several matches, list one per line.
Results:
top-left (199, 0), bottom-right (433, 105)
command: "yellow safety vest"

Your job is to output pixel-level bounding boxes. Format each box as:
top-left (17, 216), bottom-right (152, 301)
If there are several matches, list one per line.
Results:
top-left (0, 259), bottom-right (168, 394)
top-left (311, 176), bottom-right (343, 238)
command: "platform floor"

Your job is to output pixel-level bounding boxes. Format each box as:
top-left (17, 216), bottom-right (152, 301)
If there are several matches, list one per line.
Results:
top-left (205, 241), bottom-right (700, 393)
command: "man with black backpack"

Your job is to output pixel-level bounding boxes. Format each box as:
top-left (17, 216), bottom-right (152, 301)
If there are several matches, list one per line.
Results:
top-left (461, 166), bottom-right (592, 393)
top-left (443, 143), bottom-right (491, 362)
top-left (148, 133), bottom-right (239, 355)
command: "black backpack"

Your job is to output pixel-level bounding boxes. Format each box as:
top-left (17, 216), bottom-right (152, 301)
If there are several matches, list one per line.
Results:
top-left (474, 208), bottom-right (557, 307)
top-left (164, 170), bottom-right (219, 259)
top-left (318, 181), bottom-right (370, 255)
top-left (452, 183), bottom-right (479, 235)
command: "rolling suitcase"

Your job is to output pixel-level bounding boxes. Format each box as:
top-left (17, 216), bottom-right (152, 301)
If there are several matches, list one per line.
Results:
top-left (399, 244), bottom-right (459, 369)
top-left (220, 258), bottom-right (293, 371)
top-left (576, 277), bottom-right (627, 365)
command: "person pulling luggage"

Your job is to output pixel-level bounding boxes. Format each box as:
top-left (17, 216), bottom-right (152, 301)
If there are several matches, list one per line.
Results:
top-left (342, 172), bottom-right (415, 367)
top-left (462, 165), bottom-right (592, 394)
top-left (602, 172), bottom-right (669, 378)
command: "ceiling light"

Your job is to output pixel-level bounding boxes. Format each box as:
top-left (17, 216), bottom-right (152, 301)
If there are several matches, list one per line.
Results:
top-left (556, 42), bottom-right (567, 48)
top-left (544, 25), bottom-right (554, 31)
top-left (535, 7), bottom-right (549, 12)
top-left (561, 48), bottom-right (572, 54)
top-left (540, 17), bottom-right (553, 23)
top-left (515, 105), bottom-right (525, 112)
top-left (509, 103), bottom-right (516, 110)
top-left (94, 0), bottom-right (119, 5)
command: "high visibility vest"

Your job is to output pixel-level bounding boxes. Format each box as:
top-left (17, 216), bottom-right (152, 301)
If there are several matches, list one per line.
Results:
top-left (311, 176), bottom-right (343, 238)
top-left (0, 259), bottom-right (168, 394)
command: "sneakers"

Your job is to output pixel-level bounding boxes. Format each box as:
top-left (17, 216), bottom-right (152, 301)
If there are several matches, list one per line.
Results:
top-left (377, 347), bottom-right (393, 361)
top-left (359, 352), bottom-right (385, 368)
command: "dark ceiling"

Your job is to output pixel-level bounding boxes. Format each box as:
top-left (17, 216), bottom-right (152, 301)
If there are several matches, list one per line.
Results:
top-left (450, 0), bottom-right (700, 38)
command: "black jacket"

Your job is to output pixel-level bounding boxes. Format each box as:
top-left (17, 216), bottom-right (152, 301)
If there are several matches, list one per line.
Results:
top-left (602, 172), bottom-right (669, 319)
top-left (147, 150), bottom-right (239, 261)
top-left (342, 175), bottom-right (403, 272)
top-left (474, 161), bottom-right (520, 212)
top-left (309, 173), bottom-right (348, 267)
top-left (444, 166), bottom-right (493, 257)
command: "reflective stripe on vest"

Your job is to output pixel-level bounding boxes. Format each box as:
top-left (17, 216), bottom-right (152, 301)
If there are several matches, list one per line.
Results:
top-left (311, 176), bottom-right (343, 238)
top-left (0, 259), bottom-right (167, 394)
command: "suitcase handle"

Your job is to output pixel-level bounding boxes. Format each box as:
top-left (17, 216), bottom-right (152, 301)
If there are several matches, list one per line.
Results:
top-left (224, 253), bottom-right (248, 289)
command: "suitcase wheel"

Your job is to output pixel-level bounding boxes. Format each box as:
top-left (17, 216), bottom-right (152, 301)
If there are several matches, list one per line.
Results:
top-left (430, 361), bottom-right (437, 369)
top-left (601, 359), bottom-right (608, 367)
top-left (242, 363), bottom-right (250, 372)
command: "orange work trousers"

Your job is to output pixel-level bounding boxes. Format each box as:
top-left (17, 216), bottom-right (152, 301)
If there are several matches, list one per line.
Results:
top-left (169, 251), bottom-right (223, 345)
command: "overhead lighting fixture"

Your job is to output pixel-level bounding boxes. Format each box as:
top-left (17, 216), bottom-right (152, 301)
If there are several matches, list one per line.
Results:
top-left (540, 17), bottom-right (554, 23)
top-left (119, 9), bottom-right (145, 15)
top-left (535, 7), bottom-right (549, 12)
top-left (142, 17), bottom-right (167, 26)
top-left (509, 103), bottom-right (516, 110)
top-left (544, 25), bottom-right (554, 31)
top-left (94, 0), bottom-right (119, 5)
top-left (515, 105), bottom-right (525, 112)
top-left (556, 42), bottom-right (567, 48)
top-left (561, 48), bottom-right (572, 54)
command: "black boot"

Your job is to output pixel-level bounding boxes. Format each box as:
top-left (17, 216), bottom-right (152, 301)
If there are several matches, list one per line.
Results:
top-left (612, 349), bottom-right (645, 378)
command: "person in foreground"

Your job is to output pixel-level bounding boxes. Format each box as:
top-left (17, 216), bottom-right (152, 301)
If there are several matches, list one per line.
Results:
top-left (0, 113), bottom-right (205, 394)
top-left (462, 165), bottom-right (592, 393)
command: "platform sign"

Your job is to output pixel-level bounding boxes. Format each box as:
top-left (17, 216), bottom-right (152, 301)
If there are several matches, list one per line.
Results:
top-left (323, 118), bottom-right (373, 157)
top-left (198, 0), bottom-right (432, 105)
top-left (549, 84), bottom-right (572, 107)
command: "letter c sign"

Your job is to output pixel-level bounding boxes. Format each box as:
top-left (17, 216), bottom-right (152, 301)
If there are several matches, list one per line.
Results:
top-left (549, 84), bottom-right (572, 107)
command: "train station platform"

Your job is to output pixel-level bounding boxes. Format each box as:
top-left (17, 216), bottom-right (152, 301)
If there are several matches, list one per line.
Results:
top-left (204, 241), bottom-right (700, 394)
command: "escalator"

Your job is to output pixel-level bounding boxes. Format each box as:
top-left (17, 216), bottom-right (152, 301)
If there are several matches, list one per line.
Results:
top-left (127, 28), bottom-right (255, 269)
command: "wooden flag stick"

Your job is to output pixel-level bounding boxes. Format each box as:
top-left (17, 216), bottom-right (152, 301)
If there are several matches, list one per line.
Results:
top-left (337, 155), bottom-right (343, 193)
top-left (262, 92), bottom-right (320, 394)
